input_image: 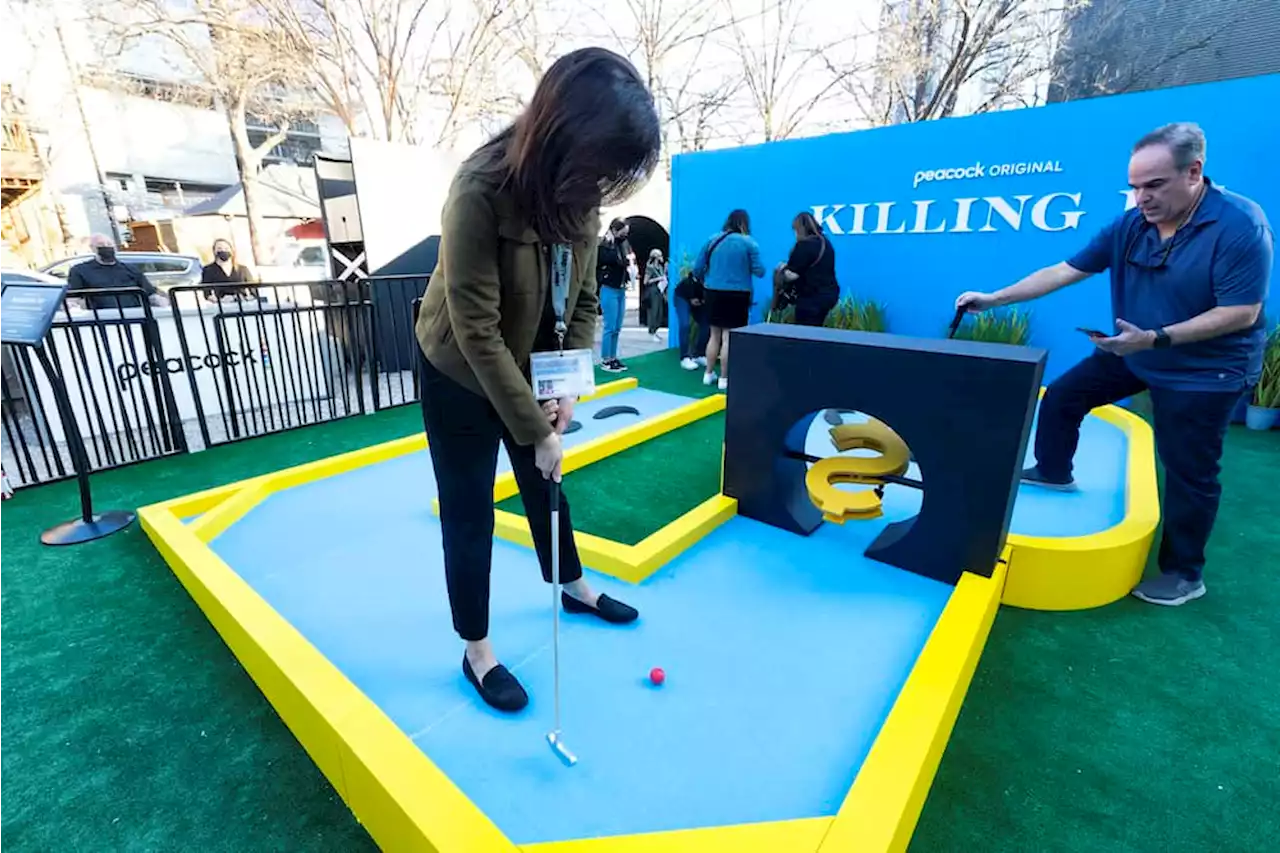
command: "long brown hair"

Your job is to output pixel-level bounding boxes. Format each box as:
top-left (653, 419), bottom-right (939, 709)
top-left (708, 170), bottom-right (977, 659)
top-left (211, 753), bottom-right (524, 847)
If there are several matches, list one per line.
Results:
top-left (792, 211), bottom-right (823, 238)
top-left (723, 209), bottom-right (751, 235)
top-left (475, 48), bottom-right (661, 241)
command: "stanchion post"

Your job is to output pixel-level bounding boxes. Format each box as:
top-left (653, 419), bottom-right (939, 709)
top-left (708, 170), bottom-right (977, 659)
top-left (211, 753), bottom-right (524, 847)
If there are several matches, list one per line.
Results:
top-left (1, 280), bottom-right (136, 545)
top-left (33, 342), bottom-right (136, 545)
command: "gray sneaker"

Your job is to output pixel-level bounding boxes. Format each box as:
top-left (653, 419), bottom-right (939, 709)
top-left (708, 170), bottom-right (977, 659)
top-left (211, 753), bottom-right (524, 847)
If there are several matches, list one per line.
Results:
top-left (1020, 465), bottom-right (1077, 492)
top-left (1131, 574), bottom-right (1206, 606)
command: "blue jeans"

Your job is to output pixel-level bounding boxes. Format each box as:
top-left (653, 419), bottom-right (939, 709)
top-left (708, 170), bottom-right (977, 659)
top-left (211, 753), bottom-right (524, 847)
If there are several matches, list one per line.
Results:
top-left (600, 285), bottom-right (625, 361)
top-left (674, 295), bottom-right (709, 360)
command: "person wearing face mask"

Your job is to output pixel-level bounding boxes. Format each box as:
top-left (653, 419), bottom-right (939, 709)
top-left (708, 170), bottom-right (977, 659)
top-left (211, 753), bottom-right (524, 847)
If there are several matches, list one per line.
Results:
top-left (201, 238), bottom-right (258, 301)
top-left (67, 234), bottom-right (168, 310)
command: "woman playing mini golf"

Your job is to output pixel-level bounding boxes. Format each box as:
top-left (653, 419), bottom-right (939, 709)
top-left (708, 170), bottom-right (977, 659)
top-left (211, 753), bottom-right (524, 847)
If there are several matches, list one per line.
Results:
top-left (414, 47), bottom-right (661, 713)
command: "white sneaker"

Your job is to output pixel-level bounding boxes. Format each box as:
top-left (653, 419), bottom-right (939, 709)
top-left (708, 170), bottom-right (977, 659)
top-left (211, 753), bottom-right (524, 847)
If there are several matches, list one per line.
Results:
top-left (696, 356), bottom-right (707, 367)
top-left (702, 371), bottom-right (717, 386)
top-left (680, 357), bottom-right (698, 370)
top-left (717, 377), bottom-right (728, 391)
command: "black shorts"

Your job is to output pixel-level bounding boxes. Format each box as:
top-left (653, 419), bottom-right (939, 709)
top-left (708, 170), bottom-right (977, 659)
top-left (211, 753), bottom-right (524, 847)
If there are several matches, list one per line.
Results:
top-left (704, 288), bottom-right (751, 329)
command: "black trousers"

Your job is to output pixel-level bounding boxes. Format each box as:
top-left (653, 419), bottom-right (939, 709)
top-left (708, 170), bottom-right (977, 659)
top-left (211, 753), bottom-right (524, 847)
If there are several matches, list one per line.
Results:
top-left (419, 355), bottom-right (583, 641)
top-left (1033, 351), bottom-right (1243, 583)
top-left (794, 291), bottom-right (838, 327)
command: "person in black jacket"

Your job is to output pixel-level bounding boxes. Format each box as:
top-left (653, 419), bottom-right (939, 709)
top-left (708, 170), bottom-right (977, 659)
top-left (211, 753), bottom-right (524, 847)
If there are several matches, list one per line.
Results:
top-left (67, 234), bottom-right (168, 310)
top-left (200, 238), bottom-right (258, 301)
top-left (773, 212), bottom-right (839, 326)
top-left (597, 217), bottom-right (632, 371)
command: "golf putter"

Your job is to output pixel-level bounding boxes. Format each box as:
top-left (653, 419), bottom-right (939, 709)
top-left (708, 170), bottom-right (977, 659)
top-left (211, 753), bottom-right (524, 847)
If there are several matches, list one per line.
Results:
top-left (545, 477), bottom-right (578, 767)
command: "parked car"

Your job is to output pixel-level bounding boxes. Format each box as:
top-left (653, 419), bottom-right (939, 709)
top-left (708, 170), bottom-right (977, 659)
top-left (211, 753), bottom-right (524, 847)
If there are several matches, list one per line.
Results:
top-left (39, 251), bottom-right (202, 293)
top-left (256, 239), bottom-right (329, 284)
top-left (1, 268), bottom-right (65, 287)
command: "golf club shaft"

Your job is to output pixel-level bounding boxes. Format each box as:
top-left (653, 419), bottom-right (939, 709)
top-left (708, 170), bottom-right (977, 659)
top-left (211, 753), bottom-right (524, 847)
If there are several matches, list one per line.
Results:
top-left (549, 477), bottom-right (561, 733)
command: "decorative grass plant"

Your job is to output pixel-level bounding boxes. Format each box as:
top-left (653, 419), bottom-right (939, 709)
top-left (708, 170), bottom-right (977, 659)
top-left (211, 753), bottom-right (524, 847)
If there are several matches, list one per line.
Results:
top-left (952, 307), bottom-right (1033, 346)
top-left (825, 295), bottom-right (888, 332)
top-left (767, 294), bottom-right (889, 332)
top-left (1253, 325), bottom-right (1280, 409)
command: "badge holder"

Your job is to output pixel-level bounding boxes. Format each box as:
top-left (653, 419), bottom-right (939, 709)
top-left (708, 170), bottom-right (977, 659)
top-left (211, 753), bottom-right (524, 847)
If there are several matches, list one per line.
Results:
top-left (530, 243), bottom-right (595, 402)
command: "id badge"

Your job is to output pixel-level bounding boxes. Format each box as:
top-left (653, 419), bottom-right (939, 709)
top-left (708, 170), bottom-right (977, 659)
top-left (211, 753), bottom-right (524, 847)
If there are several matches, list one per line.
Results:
top-left (530, 348), bottom-right (596, 401)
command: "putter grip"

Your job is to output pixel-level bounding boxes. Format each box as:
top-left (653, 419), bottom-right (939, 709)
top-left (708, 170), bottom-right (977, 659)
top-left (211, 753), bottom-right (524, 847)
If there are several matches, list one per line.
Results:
top-left (548, 478), bottom-right (560, 508)
top-left (948, 305), bottom-right (967, 339)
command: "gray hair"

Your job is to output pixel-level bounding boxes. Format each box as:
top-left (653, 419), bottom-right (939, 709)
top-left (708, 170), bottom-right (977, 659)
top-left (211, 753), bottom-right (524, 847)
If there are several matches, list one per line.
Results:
top-left (1133, 122), bottom-right (1206, 171)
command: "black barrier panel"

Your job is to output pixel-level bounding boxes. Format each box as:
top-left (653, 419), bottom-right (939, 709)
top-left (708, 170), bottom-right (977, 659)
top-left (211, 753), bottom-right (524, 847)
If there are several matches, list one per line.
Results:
top-left (3, 277), bottom-right (437, 489)
top-left (166, 281), bottom-right (371, 448)
top-left (722, 323), bottom-right (1046, 586)
top-left (363, 275), bottom-right (429, 410)
top-left (1, 287), bottom-right (186, 488)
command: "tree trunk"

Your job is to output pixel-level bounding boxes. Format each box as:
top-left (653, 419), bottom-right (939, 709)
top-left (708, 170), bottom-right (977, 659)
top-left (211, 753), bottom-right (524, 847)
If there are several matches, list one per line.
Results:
top-left (225, 106), bottom-right (269, 266)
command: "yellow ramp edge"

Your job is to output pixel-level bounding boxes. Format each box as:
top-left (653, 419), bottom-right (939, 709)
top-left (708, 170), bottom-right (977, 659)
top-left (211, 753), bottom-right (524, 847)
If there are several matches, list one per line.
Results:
top-left (188, 483), bottom-right (270, 543)
top-left (580, 377), bottom-right (638, 402)
top-left (158, 478), bottom-right (266, 520)
top-left (521, 817), bottom-right (832, 853)
top-left (451, 493), bottom-right (737, 585)
top-left (493, 395), bottom-right (725, 503)
top-left (819, 556), bottom-right (1008, 853)
top-left (1003, 401), bottom-right (1159, 611)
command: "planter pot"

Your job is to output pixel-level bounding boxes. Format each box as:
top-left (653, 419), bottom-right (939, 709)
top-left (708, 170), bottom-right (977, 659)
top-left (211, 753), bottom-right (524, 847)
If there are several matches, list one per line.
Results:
top-left (1245, 404), bottom-right (1279, 431)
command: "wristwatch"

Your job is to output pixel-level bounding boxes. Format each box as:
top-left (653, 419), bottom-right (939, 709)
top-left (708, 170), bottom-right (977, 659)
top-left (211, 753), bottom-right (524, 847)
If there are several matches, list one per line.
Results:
top-left (1153, 328), bottom-right (1172, 349)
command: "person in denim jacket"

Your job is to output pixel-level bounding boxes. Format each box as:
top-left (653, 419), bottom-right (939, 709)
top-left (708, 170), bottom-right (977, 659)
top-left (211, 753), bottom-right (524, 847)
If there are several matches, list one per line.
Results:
top-left (693, 209), bottom-right (764, 390)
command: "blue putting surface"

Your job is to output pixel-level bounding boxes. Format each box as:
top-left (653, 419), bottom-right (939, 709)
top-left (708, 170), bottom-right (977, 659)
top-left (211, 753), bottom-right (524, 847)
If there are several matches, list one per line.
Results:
top-left (207, 397), bottom-right (1130, 843)
top-left (211, 422), bottom-right (954, 842)
top-left (809, 407), bottom-right (1128, 538)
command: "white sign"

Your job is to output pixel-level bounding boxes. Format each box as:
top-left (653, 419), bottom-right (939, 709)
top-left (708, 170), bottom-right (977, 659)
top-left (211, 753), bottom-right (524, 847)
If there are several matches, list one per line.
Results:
top-left (811, 192), bottom-right (1088, 236)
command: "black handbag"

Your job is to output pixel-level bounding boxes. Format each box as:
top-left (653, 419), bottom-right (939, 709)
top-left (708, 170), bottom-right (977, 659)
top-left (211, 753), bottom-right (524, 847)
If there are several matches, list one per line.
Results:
top-left (777, 235), bottom-right (826, 309)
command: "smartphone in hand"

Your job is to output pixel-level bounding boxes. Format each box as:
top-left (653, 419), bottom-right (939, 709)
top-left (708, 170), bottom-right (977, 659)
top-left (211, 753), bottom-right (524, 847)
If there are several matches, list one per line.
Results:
top-left (1077, 327), bottom-right (1109, 338)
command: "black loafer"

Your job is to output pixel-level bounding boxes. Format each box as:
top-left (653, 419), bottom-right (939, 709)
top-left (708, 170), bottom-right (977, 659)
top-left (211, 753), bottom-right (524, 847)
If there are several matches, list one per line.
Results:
top-left (562, 592), bottom-right (639, 624)
top-left (462, 654), bottom-right (528, 712)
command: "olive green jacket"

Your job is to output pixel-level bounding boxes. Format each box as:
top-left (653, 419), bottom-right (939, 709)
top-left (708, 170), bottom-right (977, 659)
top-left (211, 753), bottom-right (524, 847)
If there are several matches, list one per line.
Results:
top-left (415, 158), bottom-right (600, 446)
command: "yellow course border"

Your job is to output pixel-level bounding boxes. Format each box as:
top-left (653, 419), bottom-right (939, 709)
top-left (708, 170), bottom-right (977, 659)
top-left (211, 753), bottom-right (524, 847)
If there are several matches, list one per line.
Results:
top-left (137, 378), bottom-right (1020, 853)
top-left (1002, 401), bottom-right (1160, 611)
top-left (819, 556), bottom-right (1008, 852)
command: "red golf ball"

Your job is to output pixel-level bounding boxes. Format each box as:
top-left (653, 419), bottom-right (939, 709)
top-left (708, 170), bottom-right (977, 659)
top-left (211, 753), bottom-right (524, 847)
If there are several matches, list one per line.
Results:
top-left (649, 667), bottom-right (665, 686)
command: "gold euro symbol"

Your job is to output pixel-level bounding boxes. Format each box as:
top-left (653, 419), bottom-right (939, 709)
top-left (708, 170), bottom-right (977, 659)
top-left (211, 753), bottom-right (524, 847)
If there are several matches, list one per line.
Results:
top-left (806, 419), bottom-right (911, 522)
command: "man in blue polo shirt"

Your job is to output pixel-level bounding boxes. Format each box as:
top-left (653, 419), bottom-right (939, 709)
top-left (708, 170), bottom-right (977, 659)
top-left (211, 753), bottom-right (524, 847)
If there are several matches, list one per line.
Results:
top-left (956, 122), bottom-right (1273, 607)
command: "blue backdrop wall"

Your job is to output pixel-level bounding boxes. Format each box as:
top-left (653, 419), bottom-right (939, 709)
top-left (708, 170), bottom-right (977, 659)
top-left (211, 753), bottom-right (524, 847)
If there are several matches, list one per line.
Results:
top-left (668, 73), bottom-right (1279, 385)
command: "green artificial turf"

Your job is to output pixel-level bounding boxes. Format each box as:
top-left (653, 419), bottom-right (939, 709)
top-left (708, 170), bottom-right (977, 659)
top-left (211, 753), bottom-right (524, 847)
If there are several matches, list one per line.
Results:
top-left (496, 412), bottom-right (725, 545)
top-left (495, 355), bottom-right (724, 544)
top-left (3, 347), bottom-right (1278, 853)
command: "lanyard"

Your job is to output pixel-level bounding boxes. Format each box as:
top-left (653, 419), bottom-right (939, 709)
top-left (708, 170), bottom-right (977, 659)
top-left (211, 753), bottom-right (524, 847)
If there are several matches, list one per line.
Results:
top-left (550, 242), bottom-right (571, 350)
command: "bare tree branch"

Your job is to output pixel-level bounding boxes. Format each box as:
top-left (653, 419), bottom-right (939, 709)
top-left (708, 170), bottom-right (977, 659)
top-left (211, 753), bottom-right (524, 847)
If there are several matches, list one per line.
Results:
top-left (87, 0), bottom-right (318, 263)
top-left (821, 0), bottom-right (1086, 126)
top-left (722, 0), bottom-right (850, 142)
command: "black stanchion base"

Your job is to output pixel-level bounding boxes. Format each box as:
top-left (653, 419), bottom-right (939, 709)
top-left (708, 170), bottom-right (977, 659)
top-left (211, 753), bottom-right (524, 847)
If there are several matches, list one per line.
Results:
top-left (41, 510), bottom-right (137, 546)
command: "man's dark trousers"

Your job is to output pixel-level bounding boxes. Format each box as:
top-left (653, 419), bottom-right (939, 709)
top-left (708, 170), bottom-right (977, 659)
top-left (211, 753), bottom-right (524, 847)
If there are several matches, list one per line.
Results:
top-left (1033, 351), bottom-right (1243, 584)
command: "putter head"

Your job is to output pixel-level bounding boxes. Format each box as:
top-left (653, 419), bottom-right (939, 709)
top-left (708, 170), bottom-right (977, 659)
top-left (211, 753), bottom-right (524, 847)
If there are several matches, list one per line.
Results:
top-left (547, 731), bottom-right (578, 766)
